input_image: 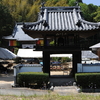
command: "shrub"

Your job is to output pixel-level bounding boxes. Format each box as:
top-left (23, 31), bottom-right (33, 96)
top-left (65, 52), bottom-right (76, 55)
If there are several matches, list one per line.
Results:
top-left (75, 73), bottom-right (100, 88)
top-left (17, 72), bottom-right (49, 88)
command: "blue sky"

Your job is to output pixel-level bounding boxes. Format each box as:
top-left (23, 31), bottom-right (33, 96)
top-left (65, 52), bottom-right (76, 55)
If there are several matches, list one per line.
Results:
top-left (82, 0), bottom-right (100, 6)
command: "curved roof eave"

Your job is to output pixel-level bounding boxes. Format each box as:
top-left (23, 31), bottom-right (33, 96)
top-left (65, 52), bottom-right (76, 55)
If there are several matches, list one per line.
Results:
top-left (22, 6), bottom-right (100, 32)
top-left (79, 18), bottom-right (100, 27)
top-left (22, 18), bottom-right (100, 32)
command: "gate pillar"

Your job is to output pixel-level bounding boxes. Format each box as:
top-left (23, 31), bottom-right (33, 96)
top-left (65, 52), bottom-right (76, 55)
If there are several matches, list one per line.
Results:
top-left (43, 51), bottom-right (50, 75)
top-left (72, 51), bottom-right (81, 76)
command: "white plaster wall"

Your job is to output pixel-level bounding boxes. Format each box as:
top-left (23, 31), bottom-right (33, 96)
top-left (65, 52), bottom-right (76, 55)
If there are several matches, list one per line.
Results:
top-left (77, 63), bottom-right (100, 72)
top-left (19, 67), bottom-right (42, 73)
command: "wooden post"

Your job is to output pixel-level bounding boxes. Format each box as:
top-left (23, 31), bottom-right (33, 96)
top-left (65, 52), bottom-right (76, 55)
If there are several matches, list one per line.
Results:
top-left (44, 35), bottom-right (47, 47)
top-left (54, 35), bottom-right (56, 46)
top-left (72, 51), bottom-right (81, 76)
top-left (43, 51), bottom-right (50, 75)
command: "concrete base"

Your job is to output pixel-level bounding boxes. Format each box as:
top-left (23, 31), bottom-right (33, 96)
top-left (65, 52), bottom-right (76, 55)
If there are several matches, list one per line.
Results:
top-left (49, 77), bottom-right (75, 86)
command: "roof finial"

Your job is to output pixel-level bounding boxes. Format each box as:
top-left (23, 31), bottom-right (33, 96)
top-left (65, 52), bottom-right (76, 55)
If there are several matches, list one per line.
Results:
top-left (41, 2), bottom-right (45, 17)
top-left (41, 2), bottom-right (45, 7)
top-left (75, 1), bottom-right (79, 6)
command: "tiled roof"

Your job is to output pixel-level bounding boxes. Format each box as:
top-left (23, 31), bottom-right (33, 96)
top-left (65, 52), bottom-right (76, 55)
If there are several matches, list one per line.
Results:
top-left (23, 6), bottom-right (100, 32)
top-left (3, 23), bottom-right (39, 41)
top-left (90, 42), bottom-right (100, 49)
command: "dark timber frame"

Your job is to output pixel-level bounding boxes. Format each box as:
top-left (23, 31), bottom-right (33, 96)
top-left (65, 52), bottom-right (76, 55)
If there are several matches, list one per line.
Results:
top-left (22, 6), bottom-right (100, 76)
top-left (37, 33), bottom-right (82, 76)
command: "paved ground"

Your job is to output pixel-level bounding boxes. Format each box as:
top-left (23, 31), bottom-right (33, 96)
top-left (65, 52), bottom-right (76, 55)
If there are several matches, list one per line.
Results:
top-left (0, 71), bottom-right (79, 96)
top-left (54, 86), bottom-right (78, 95)
top-left (0, 74), bottom-right (14, 89)
top-left (1, 75), bottom-right (100, 97)
top-left (0, 88), bottom-right (49, 96)
top-left (0, 73), bottom-right (49, 96)
top-left (0, 63), bottom-right (100, 96)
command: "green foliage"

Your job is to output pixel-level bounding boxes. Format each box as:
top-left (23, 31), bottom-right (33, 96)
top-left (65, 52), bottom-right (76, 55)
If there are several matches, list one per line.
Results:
top-left (68, 0), bottom-right (76, 6)
top-left (1, 94), bottom-right (100, 99)
top-left (55, 0), bottom-right (68, 7)
top-left (0, 0), bottom-right (100, 23)
top-left (17, 72), bottom-right (49, 87)
top-left (75, 73), bottom-right (100, 88)
top-left (14, 47), bottom-right (19, 54)
top-left (1, 0), bottom-right (36, 22)
top-left (79, 3), bottom-right (98, 22)
top-left (49, 40), bottom-right (54, 45)
top-left (77, 0), bottom-right (82, 2)
top-left (51, 57), bottom-right (71, 63)
top-left (45, 0), bottom-right (54, 7)
top-left (61, 57), bottom-right (71, 62)
top-left (93, 7), bottom-right (100, 22)
top-left (0, 0), bottom-right (99, 41)
top-left (26, 0), bottom-right (41, 22)
top-left (0, 4), bottom-right (13, 39)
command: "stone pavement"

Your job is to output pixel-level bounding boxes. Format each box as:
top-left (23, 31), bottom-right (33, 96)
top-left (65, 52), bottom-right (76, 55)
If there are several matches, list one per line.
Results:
top-left (0, 74), bottom-right (49, 96)
top-left (0, 73), bottom-right (79, 96)
top-left (54, 86), bottom-right (78, 95)
top-left (0, 86), bottom-right (78, 96)
top-left (0, 88), bottom-right (49, 96)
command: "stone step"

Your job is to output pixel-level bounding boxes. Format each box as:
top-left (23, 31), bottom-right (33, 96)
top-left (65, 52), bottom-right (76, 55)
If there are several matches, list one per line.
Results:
top-left (54, 86), bottom-right (76, 90)
top-left (54, 86), bottom-right (78, 95)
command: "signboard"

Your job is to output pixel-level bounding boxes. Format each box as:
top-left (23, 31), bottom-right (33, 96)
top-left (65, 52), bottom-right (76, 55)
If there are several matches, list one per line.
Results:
top-left (22, 44), bottom-right (35, 49)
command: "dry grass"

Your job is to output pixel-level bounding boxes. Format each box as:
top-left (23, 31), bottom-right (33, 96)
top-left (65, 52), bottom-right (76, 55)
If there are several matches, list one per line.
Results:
top-left (0, 93), bottom-right (100, 100)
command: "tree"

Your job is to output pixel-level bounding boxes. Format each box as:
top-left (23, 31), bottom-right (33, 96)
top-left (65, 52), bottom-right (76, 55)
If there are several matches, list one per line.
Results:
top-left (0, 0), bottom-right (99, 23)
top-left (55, 0), bottom-right (68, 6)
top-left (45, 0), bottom-right (59, 7)
top-left (79, 3), bottom-right (98, 22)
top-left (87, 4), bottom-right (98, 22)
top-left (93, 7), bottom-right (100, 22)
top-left (1, 0), bottom-right (41, 22)
top-left (68, 0), bottom-right (76, 6)
top-left (0, 4), bottom-right (13, 40)
top-left (26, 0), bottom-right (41, 22)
